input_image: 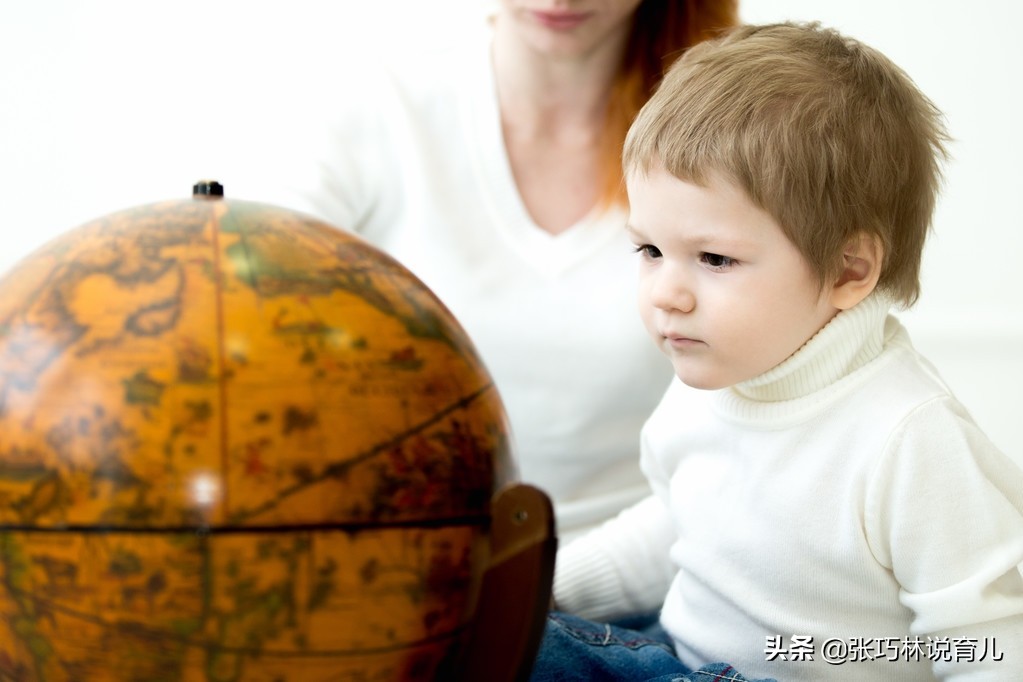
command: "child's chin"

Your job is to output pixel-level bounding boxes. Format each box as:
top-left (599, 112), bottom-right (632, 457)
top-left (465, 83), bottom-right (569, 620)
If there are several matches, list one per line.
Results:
top-left (673, 368), bottom-right (727, 391)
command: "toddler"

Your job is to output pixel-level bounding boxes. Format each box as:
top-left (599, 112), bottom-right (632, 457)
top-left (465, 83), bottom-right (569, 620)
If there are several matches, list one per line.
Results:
top-left (535, 21), bottom-right (1023, 682)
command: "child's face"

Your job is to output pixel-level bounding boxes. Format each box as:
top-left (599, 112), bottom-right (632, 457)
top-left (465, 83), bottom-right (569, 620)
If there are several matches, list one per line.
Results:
top-left (626, 167), bottom-right (839, 390)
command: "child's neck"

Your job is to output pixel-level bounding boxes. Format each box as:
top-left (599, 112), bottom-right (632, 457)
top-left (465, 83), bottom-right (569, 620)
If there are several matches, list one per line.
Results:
top-left (733, 294), bottom-right (890, 403)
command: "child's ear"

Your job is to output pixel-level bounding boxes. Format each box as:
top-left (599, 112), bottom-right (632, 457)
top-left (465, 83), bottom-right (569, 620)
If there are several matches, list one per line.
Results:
top-left (829, 233), bottom-right (883, 310)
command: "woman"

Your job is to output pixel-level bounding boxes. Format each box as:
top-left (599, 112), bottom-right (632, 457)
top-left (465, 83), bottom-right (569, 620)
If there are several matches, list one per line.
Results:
top-left (255, 0), bottom-right (739, 542)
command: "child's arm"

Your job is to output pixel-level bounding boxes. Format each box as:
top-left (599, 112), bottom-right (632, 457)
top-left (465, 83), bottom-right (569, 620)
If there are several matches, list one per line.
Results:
top-left (866, 396), bottom-right (1023, 680)
top-left (552, 493), bottom-right (678, 621)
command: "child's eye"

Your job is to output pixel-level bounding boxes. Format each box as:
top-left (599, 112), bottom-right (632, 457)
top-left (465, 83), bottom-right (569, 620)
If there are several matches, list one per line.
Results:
top-left (632, 244), bottom-right (662, 259)
top-left (700, 252), bottom-right (735, 269)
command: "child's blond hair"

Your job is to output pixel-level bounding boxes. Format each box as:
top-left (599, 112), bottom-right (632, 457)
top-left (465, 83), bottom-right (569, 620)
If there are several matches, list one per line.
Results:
top-left (624, 22), bottom-right (950, 306)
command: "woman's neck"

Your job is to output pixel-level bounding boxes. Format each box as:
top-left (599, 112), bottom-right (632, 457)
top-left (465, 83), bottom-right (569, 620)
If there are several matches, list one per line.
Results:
top-left (490, 13), bottom-right (629, 233)
top-left (490, 13), bottom-right (624, 136)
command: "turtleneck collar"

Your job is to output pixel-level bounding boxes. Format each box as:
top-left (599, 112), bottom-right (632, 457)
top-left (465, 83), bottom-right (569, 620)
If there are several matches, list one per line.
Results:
top-left (714, 294), bottom-right (896, 423)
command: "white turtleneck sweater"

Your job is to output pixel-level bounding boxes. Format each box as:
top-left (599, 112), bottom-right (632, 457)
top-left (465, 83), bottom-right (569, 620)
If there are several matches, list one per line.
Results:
top-left (553, 296), bottom-right (1023, 681)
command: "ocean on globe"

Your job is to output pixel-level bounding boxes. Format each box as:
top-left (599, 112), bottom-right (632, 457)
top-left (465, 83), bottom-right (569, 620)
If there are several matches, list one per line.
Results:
top-left (0, 182), bottom-right (543, 681)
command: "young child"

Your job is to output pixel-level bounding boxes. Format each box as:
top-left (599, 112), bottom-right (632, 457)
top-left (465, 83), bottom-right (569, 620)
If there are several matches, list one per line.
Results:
top-left (532, 21), bottom-right (1023, 682)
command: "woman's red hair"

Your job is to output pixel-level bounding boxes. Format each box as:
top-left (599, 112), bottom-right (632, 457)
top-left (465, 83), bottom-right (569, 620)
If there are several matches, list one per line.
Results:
top-left (600, 0), bottom-right (739, 207)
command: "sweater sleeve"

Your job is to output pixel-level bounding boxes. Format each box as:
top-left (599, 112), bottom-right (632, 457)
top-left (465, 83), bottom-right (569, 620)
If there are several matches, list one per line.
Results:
top-left (552, 493), bottom-right (677, 622)
top-left (864, 396), bottom-right (1023, 681)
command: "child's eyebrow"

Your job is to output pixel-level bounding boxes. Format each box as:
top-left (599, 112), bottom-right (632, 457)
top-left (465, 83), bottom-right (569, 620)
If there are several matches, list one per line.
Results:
top-left (624, 224), bottom-right (646, 239)
top-left (625, 223), bottom-right (750, 253)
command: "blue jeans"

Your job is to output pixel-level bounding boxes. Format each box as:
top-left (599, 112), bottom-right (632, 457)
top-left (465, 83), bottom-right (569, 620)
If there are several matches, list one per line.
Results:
top-left (529, 612), bottom-right (776, 682)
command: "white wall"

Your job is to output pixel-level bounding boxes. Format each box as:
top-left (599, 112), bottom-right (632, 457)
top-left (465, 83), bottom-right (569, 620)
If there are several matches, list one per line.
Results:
top-left (2, 1), bottom-right (1020, 460)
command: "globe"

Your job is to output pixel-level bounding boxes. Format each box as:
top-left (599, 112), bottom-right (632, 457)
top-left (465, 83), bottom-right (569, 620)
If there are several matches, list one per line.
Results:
top-left (0, 182), bottom-right (553, 681)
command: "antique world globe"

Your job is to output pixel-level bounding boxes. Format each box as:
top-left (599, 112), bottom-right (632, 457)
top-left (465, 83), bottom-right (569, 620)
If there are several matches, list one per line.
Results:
top-left (0, 182), bottom-right (553, 681)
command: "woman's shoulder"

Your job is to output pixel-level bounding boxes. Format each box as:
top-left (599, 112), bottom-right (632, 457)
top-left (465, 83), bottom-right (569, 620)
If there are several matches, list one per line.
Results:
top-left (378, 15), bottom-right (493, 106)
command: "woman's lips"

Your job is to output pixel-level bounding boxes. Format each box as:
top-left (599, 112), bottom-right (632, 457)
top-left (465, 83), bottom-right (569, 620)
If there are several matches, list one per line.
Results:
top-left (530, 10), bottom-right (591, 31)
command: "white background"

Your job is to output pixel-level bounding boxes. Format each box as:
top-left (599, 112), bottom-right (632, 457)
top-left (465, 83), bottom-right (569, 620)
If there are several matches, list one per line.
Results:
top-left (1, 1), bottom-right (1020, 459)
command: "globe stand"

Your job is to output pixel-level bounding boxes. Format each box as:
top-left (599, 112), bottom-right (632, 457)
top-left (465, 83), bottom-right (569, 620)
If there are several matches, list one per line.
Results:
top-left (459, 483), bottom-right (556, 681)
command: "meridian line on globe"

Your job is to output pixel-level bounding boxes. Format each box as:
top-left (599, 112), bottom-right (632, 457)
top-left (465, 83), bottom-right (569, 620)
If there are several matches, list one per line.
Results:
top-left (210, 202), bottom-right (232, 520)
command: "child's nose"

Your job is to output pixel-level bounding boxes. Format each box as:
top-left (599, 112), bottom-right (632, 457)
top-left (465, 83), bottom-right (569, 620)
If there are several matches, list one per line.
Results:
top-left (649, 265), bottom-right (695, 313)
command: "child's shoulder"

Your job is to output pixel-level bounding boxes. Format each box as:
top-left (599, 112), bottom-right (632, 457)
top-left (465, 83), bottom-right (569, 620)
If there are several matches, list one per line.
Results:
top-left (869, 319), bottom-right (1013, 468)
top-left (866, 316), bottom-right (956, 406)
